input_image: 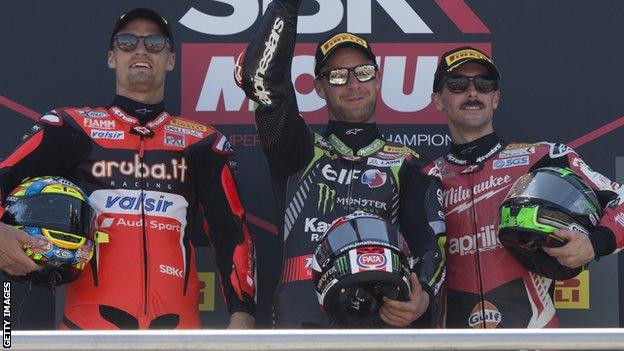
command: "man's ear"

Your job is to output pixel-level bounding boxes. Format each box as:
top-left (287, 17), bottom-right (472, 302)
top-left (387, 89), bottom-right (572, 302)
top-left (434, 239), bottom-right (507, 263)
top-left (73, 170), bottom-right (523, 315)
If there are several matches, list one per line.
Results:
top-left (431, 93), bottom-right (443, 111)
top-left (107, 51), bottom-right (116, 69)
top-left (314, 78), bottom-right (327, 100)
top-left (493, 90), bottom-right (501, 110)
top-left (166, 52), bottom-right (176, 71)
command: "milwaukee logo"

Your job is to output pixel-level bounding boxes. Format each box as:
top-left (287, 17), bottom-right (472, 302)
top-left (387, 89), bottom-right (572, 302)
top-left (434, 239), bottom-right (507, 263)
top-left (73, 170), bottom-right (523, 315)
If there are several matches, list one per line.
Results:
top-left (448, 225), bottom-right (501, 256)
top-left (253, 17), bottom-right (284, 106)
top-left (443, 175), bottom-right (512, 212)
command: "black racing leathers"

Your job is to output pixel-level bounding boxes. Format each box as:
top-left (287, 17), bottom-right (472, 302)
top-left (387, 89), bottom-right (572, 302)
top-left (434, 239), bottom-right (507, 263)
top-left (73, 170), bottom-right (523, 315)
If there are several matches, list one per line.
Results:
top-left (237, 0), bottom-right (445, 327)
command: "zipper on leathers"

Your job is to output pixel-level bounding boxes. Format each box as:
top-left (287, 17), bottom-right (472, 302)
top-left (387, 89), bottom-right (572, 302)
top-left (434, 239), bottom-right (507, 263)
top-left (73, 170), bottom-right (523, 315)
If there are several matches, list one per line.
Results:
top-left (468, 171), bottom-right (487, 328)
top-left (139, 136), bottom-right (149, 315)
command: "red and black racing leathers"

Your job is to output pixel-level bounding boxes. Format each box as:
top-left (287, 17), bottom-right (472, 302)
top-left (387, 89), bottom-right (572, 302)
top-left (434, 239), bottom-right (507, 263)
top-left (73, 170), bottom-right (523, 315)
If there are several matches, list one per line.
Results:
top-left (425, 133), bottom-right (624, 328)
top-left (0, 96), bottom-right (256, 329)
top-left (237, 0), bottom-right (445, 327)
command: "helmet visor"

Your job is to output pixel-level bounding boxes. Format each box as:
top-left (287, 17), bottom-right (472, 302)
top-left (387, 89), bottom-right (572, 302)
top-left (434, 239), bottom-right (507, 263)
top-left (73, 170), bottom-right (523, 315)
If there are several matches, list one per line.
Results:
top-left (321, 217), bottom-right (407, 257)
top-left (4, 194), bottom-right (96, 239)
top-left (505, 170), bottom-right (600, 217)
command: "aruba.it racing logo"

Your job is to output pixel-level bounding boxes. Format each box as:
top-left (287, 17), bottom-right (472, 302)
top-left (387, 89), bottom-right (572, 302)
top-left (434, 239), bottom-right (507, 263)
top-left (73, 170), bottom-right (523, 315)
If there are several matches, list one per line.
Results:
top-left (91, 155), bottom-right (188, 183)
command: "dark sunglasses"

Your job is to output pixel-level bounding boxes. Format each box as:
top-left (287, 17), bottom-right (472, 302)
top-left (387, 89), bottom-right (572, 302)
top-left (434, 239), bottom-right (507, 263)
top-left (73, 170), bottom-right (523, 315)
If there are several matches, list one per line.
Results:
top-left (444, 76), bottom-right (498, 94)
top-left (318, 64), bottom-right (378, 86)
top-left (113, 34), bottom-right (171, 53)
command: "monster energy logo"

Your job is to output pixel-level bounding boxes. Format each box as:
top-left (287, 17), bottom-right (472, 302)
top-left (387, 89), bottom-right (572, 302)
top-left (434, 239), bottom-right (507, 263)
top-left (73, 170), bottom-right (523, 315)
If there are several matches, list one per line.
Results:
top-left (335, 255), bottom-right (350, 276)
top-left (392, 252), bottom-right (401, 274)
top-left (317, 183), bottom-right (336, 214)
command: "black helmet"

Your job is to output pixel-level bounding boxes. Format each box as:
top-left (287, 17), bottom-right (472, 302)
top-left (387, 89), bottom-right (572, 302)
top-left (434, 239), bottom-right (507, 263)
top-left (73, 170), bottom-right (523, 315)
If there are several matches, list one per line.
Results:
top-left (498, 167), bottom-right (601, 279)
top-left (311, 212), bottom-right (413, 327)
top-left (2, 176), bottom-right (97, 286)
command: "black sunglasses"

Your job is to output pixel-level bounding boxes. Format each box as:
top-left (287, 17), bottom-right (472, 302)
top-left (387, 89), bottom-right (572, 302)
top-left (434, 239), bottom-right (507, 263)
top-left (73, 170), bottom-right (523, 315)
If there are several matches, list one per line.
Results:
top-left (318, 64), bottom-right (378, 86)
top-left (113, 34), bottom-right (171, 53)
top-left (444, 76), bottom-right (498, 94)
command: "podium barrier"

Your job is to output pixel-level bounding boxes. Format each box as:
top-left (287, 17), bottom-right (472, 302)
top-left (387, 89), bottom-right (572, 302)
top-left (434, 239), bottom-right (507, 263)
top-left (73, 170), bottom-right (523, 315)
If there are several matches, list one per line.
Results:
top-left (9, 328), bottom-right (624, 350)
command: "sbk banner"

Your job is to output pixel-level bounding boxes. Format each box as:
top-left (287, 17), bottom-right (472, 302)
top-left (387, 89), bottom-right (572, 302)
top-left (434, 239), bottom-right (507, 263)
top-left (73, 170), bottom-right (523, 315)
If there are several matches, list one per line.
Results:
top-left (181, 43), bottom-right (491, 125)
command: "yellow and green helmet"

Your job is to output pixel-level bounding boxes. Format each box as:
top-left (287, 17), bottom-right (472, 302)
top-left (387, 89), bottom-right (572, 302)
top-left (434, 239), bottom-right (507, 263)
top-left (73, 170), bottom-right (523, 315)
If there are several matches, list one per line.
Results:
top-left (2, 176), bottom-right (97, 286)
top-left (498, 167), bottom-right (601, 279)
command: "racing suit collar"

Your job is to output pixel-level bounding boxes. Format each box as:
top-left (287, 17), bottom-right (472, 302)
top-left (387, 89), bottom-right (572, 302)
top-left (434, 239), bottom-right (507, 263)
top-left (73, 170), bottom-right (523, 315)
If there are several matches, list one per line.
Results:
top-left (110, 95), bottom-right (166, 126)
top-left (324, 120), bottom-right (382, 156)
top-left (447, 132), bottom-right (504, 164)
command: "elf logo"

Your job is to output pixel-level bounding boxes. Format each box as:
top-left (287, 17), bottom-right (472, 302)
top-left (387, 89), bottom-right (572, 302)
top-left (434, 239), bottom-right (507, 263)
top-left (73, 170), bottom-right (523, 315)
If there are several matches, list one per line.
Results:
top-left (322, 164), bottom-right (361, 185)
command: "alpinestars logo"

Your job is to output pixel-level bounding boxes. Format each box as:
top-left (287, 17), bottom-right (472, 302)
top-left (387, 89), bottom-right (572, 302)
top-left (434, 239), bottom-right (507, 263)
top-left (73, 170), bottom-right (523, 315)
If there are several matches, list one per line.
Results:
top-left (317, 183), bottom-right (336, 214)
top-left (444, 175), bottom-right (512, 214)
top-left (254, 17), bottom-right (284, 106)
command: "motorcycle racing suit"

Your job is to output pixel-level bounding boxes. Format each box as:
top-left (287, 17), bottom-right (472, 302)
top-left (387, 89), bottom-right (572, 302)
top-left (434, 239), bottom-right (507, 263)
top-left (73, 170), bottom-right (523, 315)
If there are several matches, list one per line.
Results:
top-left (426, 133), bottom-right (624, 328)
top-left (0, 95), bottom-right (256, 329)
top-left (237, 0), bottom-right (445, 327)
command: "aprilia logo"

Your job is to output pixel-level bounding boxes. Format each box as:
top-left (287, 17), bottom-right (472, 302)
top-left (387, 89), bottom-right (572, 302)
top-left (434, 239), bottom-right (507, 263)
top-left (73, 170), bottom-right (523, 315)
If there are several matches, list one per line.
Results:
top-left (448, 225), bottom-right (501, 256)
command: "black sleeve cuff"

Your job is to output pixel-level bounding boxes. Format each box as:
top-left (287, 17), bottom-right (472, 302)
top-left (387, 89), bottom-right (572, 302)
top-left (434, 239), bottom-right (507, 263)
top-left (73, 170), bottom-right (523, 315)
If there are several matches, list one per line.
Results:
top-left (229, 297), bottom-right (256, 318)
top-left (277, 0), bottom-right (302, 10)
top-left (589, 226), bottom-right (617, 259)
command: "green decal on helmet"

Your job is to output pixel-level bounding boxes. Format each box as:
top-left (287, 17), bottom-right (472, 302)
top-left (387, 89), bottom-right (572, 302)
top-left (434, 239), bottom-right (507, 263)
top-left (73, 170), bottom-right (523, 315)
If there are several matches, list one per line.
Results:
top-left (497, 167), bottom-right (601, 280)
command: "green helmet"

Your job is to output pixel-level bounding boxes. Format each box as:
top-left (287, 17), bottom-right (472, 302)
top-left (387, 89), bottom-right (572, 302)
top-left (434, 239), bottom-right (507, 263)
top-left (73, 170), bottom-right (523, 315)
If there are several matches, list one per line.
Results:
top-left (498, 167), bottom-right (601, 280)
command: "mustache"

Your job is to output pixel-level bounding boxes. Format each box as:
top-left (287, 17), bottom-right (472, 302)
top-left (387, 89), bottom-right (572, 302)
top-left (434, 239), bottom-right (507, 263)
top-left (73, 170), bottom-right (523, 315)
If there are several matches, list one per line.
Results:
top-left (461, 100), bottom-right (485, 109)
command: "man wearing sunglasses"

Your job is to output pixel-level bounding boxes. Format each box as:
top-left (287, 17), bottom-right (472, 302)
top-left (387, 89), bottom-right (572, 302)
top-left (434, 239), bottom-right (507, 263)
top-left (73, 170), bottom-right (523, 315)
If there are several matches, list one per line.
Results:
top-left (236, 0), bottom-right (445, 328)
top-left (0, 8), bottom-right (256, 329)
top-left (428, 46), bottom-right (624, 328)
